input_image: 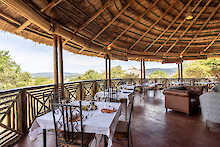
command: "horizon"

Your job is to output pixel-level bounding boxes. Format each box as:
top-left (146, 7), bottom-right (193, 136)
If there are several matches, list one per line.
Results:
top-left (0, 31), bottom-right (178, 74)
top-left (30, 66), bottom-right (178, 74)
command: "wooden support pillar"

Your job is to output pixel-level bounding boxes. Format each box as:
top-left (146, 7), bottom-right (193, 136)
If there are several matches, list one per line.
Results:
top-left (143, 60), bottom-right (146, 80)
top-left (141, 59), bottom-right (143, 82)
top-left (53, 34), bottom-right (59, 102)
top-left (178, 64), bottom-right (180, 81)
top-left (18, 90), bottom-right (27, 134)
top-left (105, 55), bottom-right (108, 88)
top-left (108, 55), bottom-right (111, 88)
top-left (180, 63), bottom-right (183, 81)
top-left (58, 36), bottom-right (64, 100)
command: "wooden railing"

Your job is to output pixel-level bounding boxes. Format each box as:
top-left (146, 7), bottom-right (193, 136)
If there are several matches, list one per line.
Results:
top-left (0, 78), bottom-right (219, 146)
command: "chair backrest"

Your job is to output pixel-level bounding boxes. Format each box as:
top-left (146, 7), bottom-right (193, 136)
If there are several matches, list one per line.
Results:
top-left (103, 87), bottom-right (118, 102)
top-left (52, 101), bottom-right (84, 147)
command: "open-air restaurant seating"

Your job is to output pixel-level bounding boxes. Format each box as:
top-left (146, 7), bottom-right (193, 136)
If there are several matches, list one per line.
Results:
top-left (1, 78), bottom-right (220, 147)
top-left (27, 80), bottom-right (137, 147)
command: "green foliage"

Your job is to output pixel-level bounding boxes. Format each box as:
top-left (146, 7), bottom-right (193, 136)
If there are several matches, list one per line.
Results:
top-left (32, 77), bottom-right (53, 86)
top-left (70, 66), bottom-right (138, 81)
top-left (70, 70), bottom-right (100, 81)
top-left (182, 58), bottom-right (220, 78)
top-left (169, 58), bottom-right (220, 78)
top-left (149, 70), bottom-right (168, 78)
top-left (0, 50), bottom-right (32, 90)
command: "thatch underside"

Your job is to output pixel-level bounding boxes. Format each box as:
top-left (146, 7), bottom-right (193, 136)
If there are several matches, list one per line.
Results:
top-left (0, 0), bottom-right (220, 62)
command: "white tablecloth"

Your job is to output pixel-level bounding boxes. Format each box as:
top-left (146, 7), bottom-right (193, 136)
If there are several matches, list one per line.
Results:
top-left (29, 101), bottom-right (122, 147)
top-left (142, 83), bottom-right (156, 87)
top-left (94, 91), bottom-right (132, 101)
top-left (120, 85), bottom-right (135, 91)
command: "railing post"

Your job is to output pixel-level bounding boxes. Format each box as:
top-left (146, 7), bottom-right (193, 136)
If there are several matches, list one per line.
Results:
top-left (92, 81), bottom-right (98, 97)
top-left (18, 89), bottom-right (28, 134)
top-left (80, 82), bottom-right (83, 101)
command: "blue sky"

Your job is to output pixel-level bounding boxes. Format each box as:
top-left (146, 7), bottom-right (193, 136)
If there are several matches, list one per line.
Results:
top-left (0, 31), bottom-right (177, 74)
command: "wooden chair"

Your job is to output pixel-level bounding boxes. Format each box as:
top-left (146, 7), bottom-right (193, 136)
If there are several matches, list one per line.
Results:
top-left (113, 96), bottom-right (134, 147)
top-left (52, 101), bottom-right (95, 147)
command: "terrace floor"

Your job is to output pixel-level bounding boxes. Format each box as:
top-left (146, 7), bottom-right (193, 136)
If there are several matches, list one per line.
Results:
top-left (14, 90), bottom-right (220, 147)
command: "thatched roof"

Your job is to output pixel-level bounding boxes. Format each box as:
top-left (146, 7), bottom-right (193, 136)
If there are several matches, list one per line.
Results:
top-left (0, 0), bottom-right (220, 62)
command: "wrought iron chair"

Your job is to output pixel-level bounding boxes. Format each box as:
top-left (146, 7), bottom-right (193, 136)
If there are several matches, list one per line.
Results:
top-left (103, 87), bottom-right (118, 102)
top-left (113, 96), bottom-right (134, 147)
top-left (52, 101), bottom-right (95, 147)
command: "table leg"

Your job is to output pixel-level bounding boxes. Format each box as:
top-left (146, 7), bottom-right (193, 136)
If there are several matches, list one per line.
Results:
top-left (43, 129), bottom-right (46, 147)
top-left (125, 99), bottom-right (127, 121)
top-left (104, 135), bottom-right (108, 147)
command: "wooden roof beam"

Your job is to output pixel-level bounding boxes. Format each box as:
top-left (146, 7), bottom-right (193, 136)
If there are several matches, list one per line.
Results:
top-left (15, 0), bottom-right (64, 33)
top-left (0, 12), bottom-right (19, 25)
top-left (1, 0), bottom-right (105, 52)
top-left (76, 0), bottom-right (113, 33)
top-left (41, 0), bottom-right (64, 12)
top-left (92, 0), bottom-right (134, 41)
top-left (180, 3), bottom-right (220, 55)
top-left (129, 2), bottom-right (175, 50)
top-left (78, 48), bottom-right (85, 54)
top-left (97, 52), bottom-right (103, 57)
top-left (165, 0), bottom-right (212, 55)
top-left (145, 0), bottom-right (193, 53)
top-left (15, 21), bottom-right (31, 33)
top-left (108, 0), bottom-right (160, 47)
top-left (203, 33), bottom-right (220, 53)
top-left (153, 0), bottom-right (203, 54)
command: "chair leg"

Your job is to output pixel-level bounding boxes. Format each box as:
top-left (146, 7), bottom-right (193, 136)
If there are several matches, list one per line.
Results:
top-left (99, 135), bottom-right (103, 144)
top-left (130, 130), bottom-right (133, 147)
top-left (43, 129), bottom-right (46, 147)
top-left (128, 134), bottom-right (130, 147)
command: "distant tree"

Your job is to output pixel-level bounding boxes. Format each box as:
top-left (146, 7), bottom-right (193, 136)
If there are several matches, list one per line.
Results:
top-left (70, 70), bottom-right (100, 81)
top-left (149, 70), bottom-right (168, 78)
top-left (70, 66), bottom-right (138, 81)
top-left (32, 77), bottom-right (53, 86)
top-left (170, 58), bottom-right (220, 79)
top-left (202, 58), bottom-right (220, 78)
top-left (183, 62), bottom-right (209, 78)
top-left (0, 50), bottom-right (32, 90)
top-left (111, 66), bottom-right (125, 79)
top-left (123, 72), bottom-right (138, 79)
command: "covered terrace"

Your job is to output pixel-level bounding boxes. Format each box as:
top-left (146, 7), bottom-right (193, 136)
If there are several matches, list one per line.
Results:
top-left (0, 0), bottom-right (220, 147)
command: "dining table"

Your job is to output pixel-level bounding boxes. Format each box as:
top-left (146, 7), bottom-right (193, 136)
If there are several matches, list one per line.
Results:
top-left (29, 101), bottom-right (122, 147)
top-left (94, 86), bottom-right (134, 121)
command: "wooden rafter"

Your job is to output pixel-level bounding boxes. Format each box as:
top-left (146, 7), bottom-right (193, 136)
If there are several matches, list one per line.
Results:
top-left (203, 33), bottom-right (220, 52)
top-left (0, 12), bottom-right (18, 24)
top-left (180, 3), bottom-right (220, 55)
top-left (97, 52), bottom-right (103, 57)
top-left (1, 0), bottom-right (220, 61)
top-left (129, 2), bottom-right (175, 50)
top-left (108, 0), bottom-right (160, 47)
top-left (41, 0), bottom-right (64, 12)
top-left (92, 0), bottom-right (133, 41)
top-left (165, 0), bottom-right (212, 55)
top-left (152, 0), bottom-right (203, 54)
top-left (15, 21), bottom-right (31, 33)
top-left (77, 0), bottom-right (112, 33)
top-left (145, 0), bottom-right (193, 53)
top-left (78, 48), bottom-right (85, 53)
top-left (15, 0), bottom-right (64, 33)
